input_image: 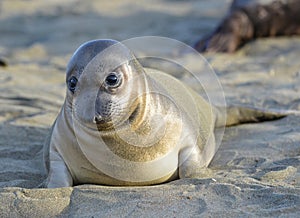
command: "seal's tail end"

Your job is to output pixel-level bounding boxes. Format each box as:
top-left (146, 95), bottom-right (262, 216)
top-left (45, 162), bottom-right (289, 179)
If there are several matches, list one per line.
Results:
top-left (215, 106), bottom-right (288, 127)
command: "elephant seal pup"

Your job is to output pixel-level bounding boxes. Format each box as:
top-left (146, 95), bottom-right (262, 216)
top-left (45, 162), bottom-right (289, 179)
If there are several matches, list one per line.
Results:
top-left (195, 0), bottom-right (300, 52)
top-left (43, 39), bottom-right (285, 188)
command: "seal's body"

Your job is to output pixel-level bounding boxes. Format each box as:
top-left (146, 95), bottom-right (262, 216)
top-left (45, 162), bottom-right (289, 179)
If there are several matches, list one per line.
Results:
top-left (195, 0), bottom-right (300, 52)
top-left (44, 39), bottom-right (284, 188)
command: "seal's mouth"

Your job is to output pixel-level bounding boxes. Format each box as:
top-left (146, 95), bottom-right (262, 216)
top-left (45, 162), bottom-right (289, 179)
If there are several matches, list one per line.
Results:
top-left (92, 114), bottom-right (116, 131)
top-left (93, 104), bottom-right (140, 131)
top-left (93, 114), bottom-right (111, 125)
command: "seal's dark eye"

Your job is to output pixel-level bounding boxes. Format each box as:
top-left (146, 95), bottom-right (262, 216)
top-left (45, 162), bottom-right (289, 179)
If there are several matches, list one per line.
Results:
top-left (105, 72), bottom-right (121, 88)
top-left (68, 76), bottom-right (78, 93)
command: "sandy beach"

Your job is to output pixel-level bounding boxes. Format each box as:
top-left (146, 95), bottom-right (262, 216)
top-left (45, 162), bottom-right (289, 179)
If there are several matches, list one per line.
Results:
top-left (0, 0), bottom-right (299, 217)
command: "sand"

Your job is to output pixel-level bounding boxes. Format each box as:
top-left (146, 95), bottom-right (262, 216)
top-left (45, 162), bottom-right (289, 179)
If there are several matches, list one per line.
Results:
top-left (0, 0), bottom-right (299, 217)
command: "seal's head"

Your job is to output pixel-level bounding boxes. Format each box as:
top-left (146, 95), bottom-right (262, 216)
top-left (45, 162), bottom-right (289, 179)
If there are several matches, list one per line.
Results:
top-left (65, 39), bottom-right (146, 131)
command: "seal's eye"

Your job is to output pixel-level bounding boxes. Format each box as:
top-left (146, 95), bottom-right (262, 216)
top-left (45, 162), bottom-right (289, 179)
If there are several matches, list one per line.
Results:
top-left (68, 76), bottom-right (78, 93)
top-left (105, 72), bottom-right (121, 88)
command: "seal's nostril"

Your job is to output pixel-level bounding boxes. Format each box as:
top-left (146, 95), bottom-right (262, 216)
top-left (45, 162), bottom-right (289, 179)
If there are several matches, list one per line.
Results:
top-left (93, 115), bottom-right (103, 124)
top-left (93, 116), bottom-right (97, 123)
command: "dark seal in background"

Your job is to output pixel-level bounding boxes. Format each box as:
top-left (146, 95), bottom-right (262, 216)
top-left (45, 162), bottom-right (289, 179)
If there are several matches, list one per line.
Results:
top-left (195, 0), bottom-right (300, 53)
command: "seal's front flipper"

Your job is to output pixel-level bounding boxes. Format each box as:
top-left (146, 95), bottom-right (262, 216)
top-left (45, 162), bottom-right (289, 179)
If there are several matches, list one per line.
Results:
top-left (179, 134), bottom-right (217, 178)
top-left (215, 106), bottom-right (287, 127)
top-left (46, 148), bottom-right (73, 188)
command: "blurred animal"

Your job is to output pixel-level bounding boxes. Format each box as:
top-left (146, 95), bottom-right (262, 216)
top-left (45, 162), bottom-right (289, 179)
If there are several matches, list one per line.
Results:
top-left (195, 0), bottom-right (300, 53)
